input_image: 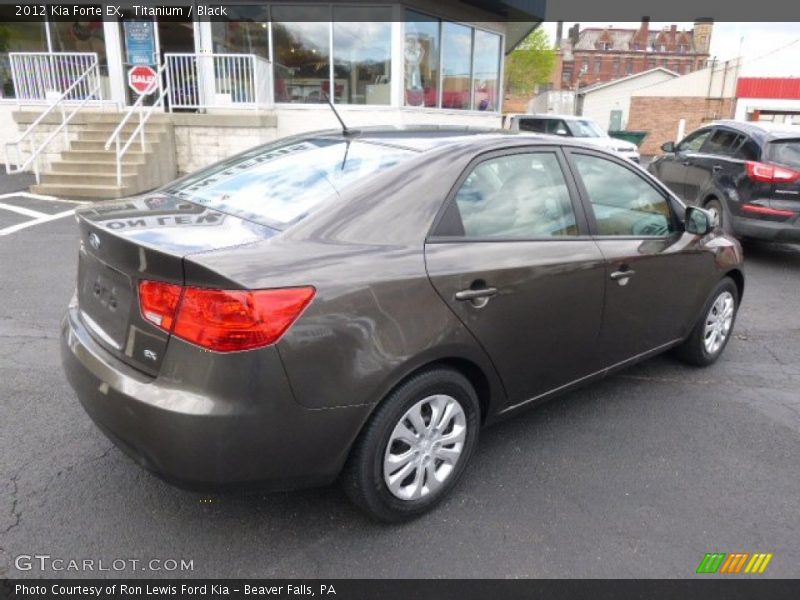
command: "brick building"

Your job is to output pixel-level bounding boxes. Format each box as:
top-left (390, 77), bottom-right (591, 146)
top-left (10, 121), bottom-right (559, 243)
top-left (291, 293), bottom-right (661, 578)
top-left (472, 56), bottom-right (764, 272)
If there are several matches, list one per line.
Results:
top-left (627, 60), bottom-right (739, 155)
top-left (551, 19), bottom-right (713, 92)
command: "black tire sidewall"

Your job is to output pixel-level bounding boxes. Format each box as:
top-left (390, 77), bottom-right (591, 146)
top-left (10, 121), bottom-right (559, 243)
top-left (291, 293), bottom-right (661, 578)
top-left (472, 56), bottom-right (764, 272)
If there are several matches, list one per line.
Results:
top-left (359, 370), bottom-right (480, 520)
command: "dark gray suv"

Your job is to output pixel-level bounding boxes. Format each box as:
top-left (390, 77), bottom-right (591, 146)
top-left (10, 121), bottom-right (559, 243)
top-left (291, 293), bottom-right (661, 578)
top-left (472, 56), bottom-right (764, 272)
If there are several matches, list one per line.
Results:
top-left (62, 127), bottom-right (744, 521)
top-left (649, 120), bottom-right (800, 242)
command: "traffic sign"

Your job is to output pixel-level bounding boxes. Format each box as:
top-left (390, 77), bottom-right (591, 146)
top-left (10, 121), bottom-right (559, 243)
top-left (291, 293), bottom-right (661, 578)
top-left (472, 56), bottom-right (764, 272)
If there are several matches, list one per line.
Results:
top-left (128, 65), bottom-right (158, 95)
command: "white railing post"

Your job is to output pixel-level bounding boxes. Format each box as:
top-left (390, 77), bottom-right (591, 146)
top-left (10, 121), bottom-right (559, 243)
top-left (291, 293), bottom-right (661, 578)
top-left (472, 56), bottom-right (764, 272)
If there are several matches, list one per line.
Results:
top-left (4, 54), bottom-right (102, 177)
top-left (163, 52), bottom-right (271, 111)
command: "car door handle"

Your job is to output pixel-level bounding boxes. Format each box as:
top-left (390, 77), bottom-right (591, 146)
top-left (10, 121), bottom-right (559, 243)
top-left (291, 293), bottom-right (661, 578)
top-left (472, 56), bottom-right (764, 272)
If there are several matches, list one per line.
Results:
top-left (610, 269), bottom-right (636, 281)
top-left (712, 165), bottom-right (723, 173)
top-left (682, 160), bottom-right (692, 166)
top-left (455, 287), bottom-right (498, 301)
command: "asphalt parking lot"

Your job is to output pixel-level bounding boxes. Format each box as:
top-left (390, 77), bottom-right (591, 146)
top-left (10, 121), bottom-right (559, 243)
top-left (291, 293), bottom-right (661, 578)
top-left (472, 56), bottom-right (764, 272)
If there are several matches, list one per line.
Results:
top-left (1, 178), bottom-right (799, 579)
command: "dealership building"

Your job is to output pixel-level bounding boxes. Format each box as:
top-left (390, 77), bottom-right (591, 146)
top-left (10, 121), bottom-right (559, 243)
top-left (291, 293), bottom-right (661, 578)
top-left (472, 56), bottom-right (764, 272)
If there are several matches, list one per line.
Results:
top-left (0, 1), bottom-right (541, 198)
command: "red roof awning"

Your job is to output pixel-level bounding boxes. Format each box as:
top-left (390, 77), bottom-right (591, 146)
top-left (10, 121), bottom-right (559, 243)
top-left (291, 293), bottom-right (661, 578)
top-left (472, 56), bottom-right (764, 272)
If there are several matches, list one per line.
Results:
top-left (737, 78), bottom-right (800, 99)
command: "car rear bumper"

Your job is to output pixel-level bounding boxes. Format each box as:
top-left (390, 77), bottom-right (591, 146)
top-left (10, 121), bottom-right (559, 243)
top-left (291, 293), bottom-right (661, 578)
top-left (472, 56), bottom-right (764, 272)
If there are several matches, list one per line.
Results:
top-left (61, 301), bottom-right (371, 490)
top-left (731, 215), bottom-right (800, 242)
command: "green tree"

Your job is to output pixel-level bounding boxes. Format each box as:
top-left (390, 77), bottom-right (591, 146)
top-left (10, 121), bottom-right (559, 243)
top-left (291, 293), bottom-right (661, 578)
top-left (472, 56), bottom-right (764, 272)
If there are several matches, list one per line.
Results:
top-left (504, 28), bottom-right (556, 97)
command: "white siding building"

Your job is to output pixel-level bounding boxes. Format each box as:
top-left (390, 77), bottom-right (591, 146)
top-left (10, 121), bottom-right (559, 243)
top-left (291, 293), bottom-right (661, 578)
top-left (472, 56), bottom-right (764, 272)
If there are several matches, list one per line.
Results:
top-left (577, 68), bottom-right (678, 131)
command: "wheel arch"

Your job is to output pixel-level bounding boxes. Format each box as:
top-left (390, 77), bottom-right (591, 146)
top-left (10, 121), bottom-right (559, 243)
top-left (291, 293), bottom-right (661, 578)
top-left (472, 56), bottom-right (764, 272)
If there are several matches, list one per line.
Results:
top-left (725, 268), bottom-right (745, 301)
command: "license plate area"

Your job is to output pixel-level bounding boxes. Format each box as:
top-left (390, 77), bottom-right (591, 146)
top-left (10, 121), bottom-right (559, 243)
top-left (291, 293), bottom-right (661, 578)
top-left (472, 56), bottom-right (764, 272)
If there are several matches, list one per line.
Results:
top-left (78, 253), bottom-right (133, 351)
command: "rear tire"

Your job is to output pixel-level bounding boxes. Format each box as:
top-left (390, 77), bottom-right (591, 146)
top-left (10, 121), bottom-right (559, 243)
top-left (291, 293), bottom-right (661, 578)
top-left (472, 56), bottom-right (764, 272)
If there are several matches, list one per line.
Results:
top-left (704, 197), bottom-right (730, 234)
top-left (341, 368), bottom-right (480, 522)
top-left (674, 277), bottom-right (739, 367)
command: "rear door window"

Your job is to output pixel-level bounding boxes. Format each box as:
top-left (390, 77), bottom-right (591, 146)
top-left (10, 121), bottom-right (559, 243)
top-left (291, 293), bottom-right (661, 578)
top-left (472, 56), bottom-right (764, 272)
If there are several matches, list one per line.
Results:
top-left (702, 129), bottom-right (744, 156)
top-left (167, 139), bottom-right (415, 227)
top-left (446, 152), bottom-right (579, 238)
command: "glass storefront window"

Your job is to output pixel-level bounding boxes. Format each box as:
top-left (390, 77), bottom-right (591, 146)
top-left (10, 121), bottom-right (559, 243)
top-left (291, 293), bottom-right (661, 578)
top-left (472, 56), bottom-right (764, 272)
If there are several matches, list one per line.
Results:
top-left (271, 5), bottom-right (330, 104)
top-left (472, 29), bottom-right (500, 112)
top-left (441, 22), bottom-right (472, 110)
top-left (333, 7), bottom-right (391, 105)
top-left (211, 5), bottom-right (270, 60)
top-left (0, 21), bottom-right (48, 98)
top-left (404, 11), bottom-right (439, 108)
top-left (49, 21), bottom-right (106, 67)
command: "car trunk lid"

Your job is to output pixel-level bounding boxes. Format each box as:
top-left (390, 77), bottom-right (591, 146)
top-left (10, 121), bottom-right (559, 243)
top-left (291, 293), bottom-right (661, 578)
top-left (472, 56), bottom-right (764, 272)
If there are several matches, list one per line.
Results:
top-left (75, 194), bottom-right (277, 375)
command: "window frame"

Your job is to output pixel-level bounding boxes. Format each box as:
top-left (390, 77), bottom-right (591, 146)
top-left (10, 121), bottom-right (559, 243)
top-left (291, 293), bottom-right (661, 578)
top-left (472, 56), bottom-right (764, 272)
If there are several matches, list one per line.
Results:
top-left (563, 147), bottom-right (684, 240)
top-left (699, 126), bottom-right (747, 158)
top-left (427, 145), bottom-right (593, 243)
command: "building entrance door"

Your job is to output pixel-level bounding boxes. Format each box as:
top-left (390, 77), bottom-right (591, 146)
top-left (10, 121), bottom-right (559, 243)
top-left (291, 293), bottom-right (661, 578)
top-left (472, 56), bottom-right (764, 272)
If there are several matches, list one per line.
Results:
top-left (117, 10), bottom-right (196, 107)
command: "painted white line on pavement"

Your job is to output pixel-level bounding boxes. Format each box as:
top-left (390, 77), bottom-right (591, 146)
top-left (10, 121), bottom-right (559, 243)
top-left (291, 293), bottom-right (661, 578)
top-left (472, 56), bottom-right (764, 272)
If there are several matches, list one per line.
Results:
top-left (0, 201), bottom-right (48, 219)
top-left (0, 192), bottom-right (89, 205)
top-left (0, 209), bottom-right (75, 236)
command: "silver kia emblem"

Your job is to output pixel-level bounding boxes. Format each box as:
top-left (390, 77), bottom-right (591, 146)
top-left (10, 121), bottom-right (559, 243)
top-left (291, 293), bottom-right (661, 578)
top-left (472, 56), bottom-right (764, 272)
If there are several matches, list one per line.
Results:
top-left (88, 233), bottom-right (101, 250)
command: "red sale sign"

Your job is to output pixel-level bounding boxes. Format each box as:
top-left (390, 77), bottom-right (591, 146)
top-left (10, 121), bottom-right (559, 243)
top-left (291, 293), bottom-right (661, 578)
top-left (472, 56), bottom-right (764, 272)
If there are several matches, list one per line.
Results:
top-left (128, 65), bottom-right (158, 95)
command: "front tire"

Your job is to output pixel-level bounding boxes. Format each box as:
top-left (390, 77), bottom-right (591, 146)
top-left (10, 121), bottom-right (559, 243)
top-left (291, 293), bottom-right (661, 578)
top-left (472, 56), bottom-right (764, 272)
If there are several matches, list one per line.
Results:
top-left (675, 277), bottom-right (739, 367)
top-left (341, 368), bottom-right (480, 522)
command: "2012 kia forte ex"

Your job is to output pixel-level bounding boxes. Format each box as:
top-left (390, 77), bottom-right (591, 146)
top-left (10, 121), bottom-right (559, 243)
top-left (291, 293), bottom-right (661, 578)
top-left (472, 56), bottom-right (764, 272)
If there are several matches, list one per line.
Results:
top-left (61, 127), bottom-right (744, 521)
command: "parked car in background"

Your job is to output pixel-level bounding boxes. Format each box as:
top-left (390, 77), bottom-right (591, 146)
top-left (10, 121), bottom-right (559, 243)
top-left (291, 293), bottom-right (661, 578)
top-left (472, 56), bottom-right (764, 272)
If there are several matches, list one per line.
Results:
top-left (648, 120), bottom-right (800, 243)
top-left (503, 114), bottom-right (641, 163)
top-left (62, 127), bottom-right (743, 522)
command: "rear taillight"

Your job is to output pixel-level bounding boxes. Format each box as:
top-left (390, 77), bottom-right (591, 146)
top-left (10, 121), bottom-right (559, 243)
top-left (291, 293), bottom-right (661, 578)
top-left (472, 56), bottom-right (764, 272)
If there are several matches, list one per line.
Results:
top-left (138, 281), bottom-right (315, 352)
top-left (139, 280), bottom-right (183, 330)
top-left (745, 161), bottom-right (800, 184)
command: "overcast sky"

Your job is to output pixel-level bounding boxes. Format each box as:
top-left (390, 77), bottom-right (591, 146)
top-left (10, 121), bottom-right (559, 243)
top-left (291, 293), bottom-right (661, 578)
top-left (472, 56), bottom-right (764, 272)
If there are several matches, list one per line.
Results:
top-left (540, 22), bottom-right (800, 76)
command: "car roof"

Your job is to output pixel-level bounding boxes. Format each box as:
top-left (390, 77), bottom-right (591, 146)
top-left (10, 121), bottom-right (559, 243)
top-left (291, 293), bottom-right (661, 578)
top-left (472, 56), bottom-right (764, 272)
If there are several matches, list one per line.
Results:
top-left (710, 120), bottom-right (800, 141)
top-left (509, 114), bottom-right (589, 122)
top-left (309, 125), bottom-right (547, 152)
top-left (304, 125), bottom-right (627, 156)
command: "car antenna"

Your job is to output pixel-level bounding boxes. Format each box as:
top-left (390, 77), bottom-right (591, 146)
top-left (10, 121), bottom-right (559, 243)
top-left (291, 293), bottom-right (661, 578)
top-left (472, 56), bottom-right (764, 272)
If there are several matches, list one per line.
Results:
top-left (323, 92), bottom-right (357, 137)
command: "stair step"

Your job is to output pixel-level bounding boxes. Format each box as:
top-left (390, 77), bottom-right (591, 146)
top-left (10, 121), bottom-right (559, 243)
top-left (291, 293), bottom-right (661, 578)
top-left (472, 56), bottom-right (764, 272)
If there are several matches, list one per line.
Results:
top-left (41, 172), bottom-right (139, 187)
top-left (30, 183), bottom-right (132, 200)
top-left (77, 131), bottom-right (165, 143)
top-left (61, 150), bottom-right (149, 162)
top-left (50, 161), bottom-right (140, 175)
top-left (71, 140), bottom-right (159, 152)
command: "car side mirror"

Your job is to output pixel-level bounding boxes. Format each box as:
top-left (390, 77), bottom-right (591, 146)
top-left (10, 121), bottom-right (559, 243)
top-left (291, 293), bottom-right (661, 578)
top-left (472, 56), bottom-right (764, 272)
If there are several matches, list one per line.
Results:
top-left (685, 206), bottom-right (713, 235)
top-left (661, 141), bottom-right (676, 153)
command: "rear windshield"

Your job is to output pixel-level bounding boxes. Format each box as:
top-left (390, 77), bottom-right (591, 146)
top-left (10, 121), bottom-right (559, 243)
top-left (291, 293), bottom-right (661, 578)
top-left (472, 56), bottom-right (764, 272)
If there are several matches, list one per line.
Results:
top-left (766, 139), bottom-right (800, 170)
top-left (167, 138), bottom-right (415, 227)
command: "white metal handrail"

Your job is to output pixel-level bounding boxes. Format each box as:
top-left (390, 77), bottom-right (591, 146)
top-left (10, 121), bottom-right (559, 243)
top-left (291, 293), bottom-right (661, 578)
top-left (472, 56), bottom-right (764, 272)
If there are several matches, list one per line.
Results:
top-left (4, 55), bottom-right (101, 182)
top-left (105, 63), bottom-right (169, 187)
top-left (9, 52), bottom-right (102, 105)
top-left (165, 53), bottom-right (273, 110)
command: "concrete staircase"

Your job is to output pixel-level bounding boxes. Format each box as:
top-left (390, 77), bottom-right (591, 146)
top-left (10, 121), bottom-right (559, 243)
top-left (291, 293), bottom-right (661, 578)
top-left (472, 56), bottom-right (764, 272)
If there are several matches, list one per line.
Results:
top-left (30, 113), bottom-right (177, 200)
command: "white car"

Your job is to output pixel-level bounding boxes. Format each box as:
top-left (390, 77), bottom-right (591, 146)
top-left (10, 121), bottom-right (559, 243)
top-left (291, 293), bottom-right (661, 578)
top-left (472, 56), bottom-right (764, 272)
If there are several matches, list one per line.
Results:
top-left (504, 114), bottom-right (641, 163)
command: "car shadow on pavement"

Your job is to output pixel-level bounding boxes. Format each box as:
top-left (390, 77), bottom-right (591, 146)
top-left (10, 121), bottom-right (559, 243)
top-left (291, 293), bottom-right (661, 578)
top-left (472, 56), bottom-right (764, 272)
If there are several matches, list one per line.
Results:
top-left (741, 240), bottom-right (800, 269)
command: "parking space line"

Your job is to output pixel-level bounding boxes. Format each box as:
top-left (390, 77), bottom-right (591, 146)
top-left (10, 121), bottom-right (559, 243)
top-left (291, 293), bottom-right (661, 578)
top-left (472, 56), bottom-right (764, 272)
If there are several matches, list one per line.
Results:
top-left (0, 201), bottom-right (48, 219)
top-left (0, 192), bottom-right (89, 205)
top-left (0, 208), bottom-right (75, 236)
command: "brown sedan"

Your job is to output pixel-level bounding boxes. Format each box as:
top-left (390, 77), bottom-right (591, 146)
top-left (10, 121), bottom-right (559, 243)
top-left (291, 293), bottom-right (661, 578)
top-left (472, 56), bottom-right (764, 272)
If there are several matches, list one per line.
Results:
top-left (61, 128), bottom-right (744, 521)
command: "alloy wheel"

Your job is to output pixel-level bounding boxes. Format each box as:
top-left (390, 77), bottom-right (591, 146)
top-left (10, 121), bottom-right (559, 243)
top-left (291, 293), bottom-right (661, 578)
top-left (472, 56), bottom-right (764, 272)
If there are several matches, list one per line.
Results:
top-left (383, 394), bottom-right (467, 501)
top-left (704, 291), bottom-right (735, 355)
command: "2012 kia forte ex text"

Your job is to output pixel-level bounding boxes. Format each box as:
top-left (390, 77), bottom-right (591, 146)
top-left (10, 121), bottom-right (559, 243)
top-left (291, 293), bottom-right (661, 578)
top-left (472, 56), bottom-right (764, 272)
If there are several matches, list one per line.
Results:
top-left (61, 127), bottom-right (744, 521)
